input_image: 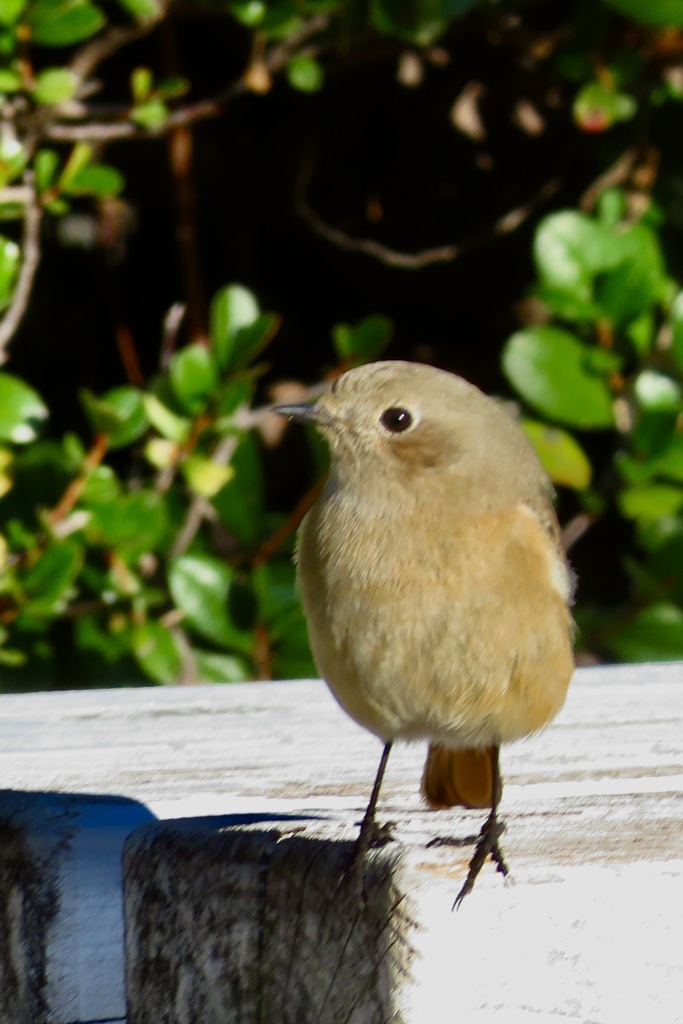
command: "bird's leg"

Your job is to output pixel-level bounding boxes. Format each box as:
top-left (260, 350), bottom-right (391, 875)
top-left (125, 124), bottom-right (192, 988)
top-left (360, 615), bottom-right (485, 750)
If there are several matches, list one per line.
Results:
top-left (355, 739), bottom-right (394, 856)
top-left (453, 746), bottom-right (509, 910)
top-left (345, 740), bottom-right (393, 896)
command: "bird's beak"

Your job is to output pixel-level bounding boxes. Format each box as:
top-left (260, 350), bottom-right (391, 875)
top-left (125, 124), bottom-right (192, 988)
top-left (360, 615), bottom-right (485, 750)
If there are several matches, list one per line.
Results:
top-left (273, 403), bottom-right (327, 425)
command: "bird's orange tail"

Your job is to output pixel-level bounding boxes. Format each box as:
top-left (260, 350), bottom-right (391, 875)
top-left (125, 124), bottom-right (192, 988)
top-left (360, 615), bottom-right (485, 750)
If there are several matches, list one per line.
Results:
top-left (421, 743), bottom-right (497, 809)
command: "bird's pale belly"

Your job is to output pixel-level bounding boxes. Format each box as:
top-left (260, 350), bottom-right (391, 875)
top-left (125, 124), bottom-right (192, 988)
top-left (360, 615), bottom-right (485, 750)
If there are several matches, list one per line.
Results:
top-left (298, 498), bottom-right (574, 750)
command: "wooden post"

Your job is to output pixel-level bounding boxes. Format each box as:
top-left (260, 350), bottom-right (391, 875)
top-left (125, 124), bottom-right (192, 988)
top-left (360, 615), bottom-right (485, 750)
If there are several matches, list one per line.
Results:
top-left (0, 663), bottom-right (681, 1022)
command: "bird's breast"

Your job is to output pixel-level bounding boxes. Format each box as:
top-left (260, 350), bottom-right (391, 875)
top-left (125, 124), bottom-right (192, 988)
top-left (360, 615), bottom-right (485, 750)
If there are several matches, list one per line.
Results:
top-left (296, 488), bottom-right (574, 747)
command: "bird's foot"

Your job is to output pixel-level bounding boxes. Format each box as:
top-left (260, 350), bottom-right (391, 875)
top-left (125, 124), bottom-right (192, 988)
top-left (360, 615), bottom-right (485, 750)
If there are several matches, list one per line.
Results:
top-left (452, 814), bottom-right (508, 911)
top-left (341, 819), bottom-right (395, 906)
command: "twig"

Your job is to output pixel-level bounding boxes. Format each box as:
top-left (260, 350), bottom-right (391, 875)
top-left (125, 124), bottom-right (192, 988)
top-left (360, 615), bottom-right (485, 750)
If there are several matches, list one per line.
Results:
top-left (44, 433), bottom-right (110, 527)
top-left (161, 301), bottom-right (186, 369)
top-left (168, 434), bottom-right (239, 560)
top-left (253, 481), bottom-right (321, 564)
top-left (242, 14), bottom-right (330, 81)
top-left (69, 12), bottom-right (169, 82)
top-left (46, 13), bottom-right (331, 143)
top-left (295, 157), bottom-right (561, 269)
top-left (579, 149), bottom-right (638, 213)
top-left (561, 512), bottom-right (594, 553)
top-left (168, 494), bottom-right (216, 561)
top-left (0, 177), bottom-right (43, 364)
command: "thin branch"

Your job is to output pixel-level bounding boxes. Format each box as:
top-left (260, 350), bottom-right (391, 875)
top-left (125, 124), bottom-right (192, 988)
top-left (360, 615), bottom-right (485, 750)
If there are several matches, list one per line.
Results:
top-left (161, 301), bottom-right (186, 369)
top-left (45, 13), bottom-right (331, 143)
top-left (253, 481), bottom-right (321, 564)
top-left (294, 157), bottom-right (561, 269)
top-left (69, 3), bottom-right (171, 81)
top-left (0, 178), bottom-right (43, 363)
top-left (245, 14), bottom-right (330, 81)
top-left (561, 512), bottom-right (594, 553)
top-left (44, 433), bottom-right (110, 527)
top-left (579, 149), bottom-right (638, 213)
top-left (167, 434), bottom-right (239, 560)
top-left (168, 495), bottom-right (216, 561)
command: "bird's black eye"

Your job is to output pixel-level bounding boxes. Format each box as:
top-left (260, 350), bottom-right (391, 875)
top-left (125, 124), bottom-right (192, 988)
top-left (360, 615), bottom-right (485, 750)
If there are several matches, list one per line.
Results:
top-left (380, 407), bottom-right (413, 433)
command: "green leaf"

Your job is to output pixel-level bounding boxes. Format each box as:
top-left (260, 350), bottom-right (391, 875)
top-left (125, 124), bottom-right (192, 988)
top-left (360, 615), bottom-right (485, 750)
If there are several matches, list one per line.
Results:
top-left (80, 465), bottom-right (120, 504)
top-left (632, 409), bottom-right (678, 460)
top-left (214, 376), bottom-right (255, 420)
top-left (0, 645), bottom-right (27, 667)
top-left (602, 0), bottom-right (683, 28)
top-left (595, 223), bottom-right (668, 325)
top-left (169, 344), bottom-right (218, 415)
top-left (0, 447), bottom-right (12, 497)
top-left (34, 148), bottom-right (60, 193)
top-left (22, 540), bottom-right (83, 615)
top-left (286, 54), bottom-right (324, 92)
top-left (58, 141), bottom-right (93, 190)
top-left (0, 68), bottom-right (21, 91)
top-left (0, 0), bottom-right (26, 26)
top-left (255, 558), bottom-right (310, 627)
top-left (607, 602), bottom-right (683, 662)
top-left (521, 420), bottom-right (592, 489)
top-left (181, 454), bottom-right (233, 498)
top-left (144, 437), bottom-right (177, 469)
top-left (0, 373), bottom-right (48, 443)
top-left (229, 313), bottom-right (278, 368)
top-left (597, 188), bottom-right (627, 228)
top-left (583, 347), bottom-right (623, 374)
top-left (103, 386), bottom-right (148, 447)
top-left (619, 484), bottom-right (683, 523)
top-left (0, 234), bottom-right (19, 310)
top-left (209, 284), bottom-right (279, 371)
top-left (143, 393), bottom-right (191, 443)
top-left (671, 290), bottom-right (683, 373)
top-left (28, 0), bottom-right (106, 46)
top-left (168, 555), bottom-right (254, 653)
top-left (626, 310), bottom-right (654, 358)
top-left (533, 211), bottom-right (623, 297)
top-left (228, 0), bottom-right (266, 27)
top-left (75, 613), bottom-right (131, 663)
top-left (131, 98), bottom-right (168, 130)
top-left (211, 284), bottom-right (257, 354)
top-left (80, 386), bottom-right (147, 448)
top-left (86, 491), bottom-right (167, 556)
top-left (534, 284), bottom-right (602, 323)
top-left (131, 622), bottom-right (182, 684)
top-left (192, 648), bottom-right (251, 682)
top-left (0, 134), bottom-right (26, 188)
top-left (634, 371), bottom-right (682, 413)
top-left (502, 327), bottom-right (615, 429)
top-left (332, 315), bottom-right (393, 365)
top-left (573, 80), bottom-right (636, 133)
top-left (130, 66), bottom-right (152, 102)
top-left (33, 67), bottom-right (78, 104)
top-left (64, 162), bottom-right (124, 197)
top-left (648, 435), bottom-right (683, 483)
top-left (115, 0), bottom-right (161, 19)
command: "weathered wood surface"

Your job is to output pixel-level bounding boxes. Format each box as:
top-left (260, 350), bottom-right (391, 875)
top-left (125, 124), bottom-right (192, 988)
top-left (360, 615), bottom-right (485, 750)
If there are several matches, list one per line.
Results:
top-left (0, 663), bottom-right (682, 1023)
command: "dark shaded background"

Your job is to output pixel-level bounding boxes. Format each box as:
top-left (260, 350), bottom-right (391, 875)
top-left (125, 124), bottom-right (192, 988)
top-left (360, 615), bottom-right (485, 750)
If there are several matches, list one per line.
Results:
top-left (10, 1), bottom-right (674, 617)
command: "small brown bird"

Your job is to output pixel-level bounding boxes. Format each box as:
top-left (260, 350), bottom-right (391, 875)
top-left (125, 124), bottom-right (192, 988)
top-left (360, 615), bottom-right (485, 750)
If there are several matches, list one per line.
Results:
top-left (277, 360), bottom-right (575, 905)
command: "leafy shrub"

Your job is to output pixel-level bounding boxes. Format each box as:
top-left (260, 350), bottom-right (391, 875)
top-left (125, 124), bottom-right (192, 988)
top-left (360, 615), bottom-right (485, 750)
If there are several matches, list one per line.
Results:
top-left (0, 284), bottom-right (392, 684)
top-left (1, 0), bottom-right (682, 685)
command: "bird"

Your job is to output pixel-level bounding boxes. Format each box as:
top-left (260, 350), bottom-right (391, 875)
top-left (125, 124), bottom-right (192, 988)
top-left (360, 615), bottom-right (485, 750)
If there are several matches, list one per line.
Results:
top-left (276, 359), bottom-right (575, 906)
